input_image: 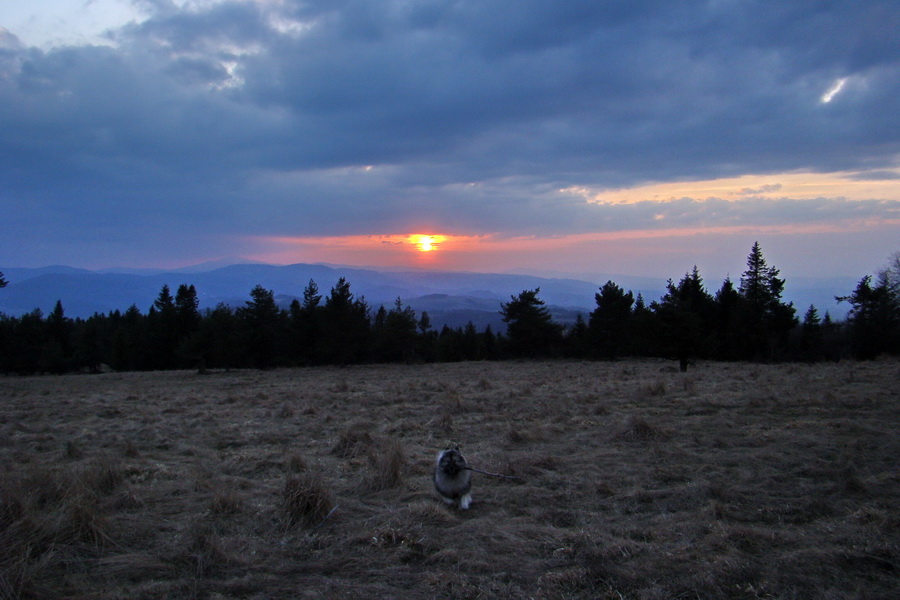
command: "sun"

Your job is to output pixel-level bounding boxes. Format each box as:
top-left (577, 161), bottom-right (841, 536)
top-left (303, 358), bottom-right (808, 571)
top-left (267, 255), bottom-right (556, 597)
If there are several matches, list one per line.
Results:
top-left (409, 234), bottom-right (444, 253)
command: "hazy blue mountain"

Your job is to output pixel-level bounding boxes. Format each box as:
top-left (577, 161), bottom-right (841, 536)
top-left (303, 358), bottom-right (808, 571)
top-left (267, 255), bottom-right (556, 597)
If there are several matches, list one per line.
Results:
top-left (0, 261), bottom-right (853, 324)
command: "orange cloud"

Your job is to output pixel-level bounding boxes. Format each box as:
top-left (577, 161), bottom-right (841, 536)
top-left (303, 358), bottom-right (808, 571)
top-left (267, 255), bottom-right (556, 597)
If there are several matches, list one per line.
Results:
top-left (563, 169), bottom-right (900, 205)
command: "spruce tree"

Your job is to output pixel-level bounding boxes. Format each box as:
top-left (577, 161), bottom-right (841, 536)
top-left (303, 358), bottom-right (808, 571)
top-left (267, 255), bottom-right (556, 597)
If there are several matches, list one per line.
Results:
top-left (838, 275), bottom-right (899, 358)
top-left (238, 285), bottom-right (284, 369)
top-left (589, 281), bottom-right (634, 360)
top-left (737, 242), bottom-right (797, 360)
top-left (500, 288), bottom-right (563, 358)
top-left (320, 278), bottom-right (370, 364)
top-left (652, 268), bottom-right (715, 371)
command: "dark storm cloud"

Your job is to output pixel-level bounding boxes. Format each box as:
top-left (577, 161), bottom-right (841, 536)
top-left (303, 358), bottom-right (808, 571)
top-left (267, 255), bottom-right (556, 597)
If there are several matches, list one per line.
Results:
top-left (0, 0), bottom-right (898, 264)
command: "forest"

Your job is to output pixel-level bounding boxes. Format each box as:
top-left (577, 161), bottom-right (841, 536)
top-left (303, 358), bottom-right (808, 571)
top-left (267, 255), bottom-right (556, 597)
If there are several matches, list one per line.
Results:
top-left (1, 243), bottom-right (898, 375)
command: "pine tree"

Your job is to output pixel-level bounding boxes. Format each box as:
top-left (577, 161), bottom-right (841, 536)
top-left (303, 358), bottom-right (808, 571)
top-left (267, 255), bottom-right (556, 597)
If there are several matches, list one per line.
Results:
top-left (320, 278), bottom-right (370, 364)
top-left (799, 305), bottom-right (823, 361)
top-left (713, 277), bottom-right (742, 360)
top-left (149, 285), bottom-right (179, 369)
top-left (0, 272), bottom-right (7, 288)
top-left (238, 285), bottom-right (284, 369)
top-left (589, 280), bottom-right (634, 360)
top-left (174, 284), bottom-right (201, 335)
top-left (292, 279), bottom-right (323, 365)
top-left (837, 275), bottom-right (900, 358)
top-left (42, 300), bottom-right (71, 373)
top-left (737, 242), bottom-right (797, 360)
top-left (381, 298), bottom-right (418, 362)
top-left (652, 268), bottom-right (715, 371)
top-left (500, 288), bottom-right (563, 358)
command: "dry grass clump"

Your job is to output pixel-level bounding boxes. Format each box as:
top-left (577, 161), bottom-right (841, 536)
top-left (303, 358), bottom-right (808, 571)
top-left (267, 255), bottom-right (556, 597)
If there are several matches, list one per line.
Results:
top-left (331, 427), bottom-right (374, 459)
top-left (281, 472), bottom-right (335, 529)
top-left (285, 452), bottom-right (308, 473)
top-left (616, 414), bottom-right (670, 441)
top-left (637, 377), bottom-right (667, 398)
top-left (362, 439), bottom-right (405, 492)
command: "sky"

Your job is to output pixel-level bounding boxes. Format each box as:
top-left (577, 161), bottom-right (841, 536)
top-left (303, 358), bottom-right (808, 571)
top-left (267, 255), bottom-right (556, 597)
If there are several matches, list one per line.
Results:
top-left (1, 0), bottom-right (898, 285)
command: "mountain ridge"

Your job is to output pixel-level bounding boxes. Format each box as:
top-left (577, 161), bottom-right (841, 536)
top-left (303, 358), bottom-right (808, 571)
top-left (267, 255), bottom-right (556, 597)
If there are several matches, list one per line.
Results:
top-left (0, 261), bottom-right (854, 324)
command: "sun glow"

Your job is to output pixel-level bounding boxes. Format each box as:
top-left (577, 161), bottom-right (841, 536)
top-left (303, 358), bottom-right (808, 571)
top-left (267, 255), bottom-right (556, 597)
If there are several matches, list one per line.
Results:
top-left (410, 234), bottom-right (444, 252)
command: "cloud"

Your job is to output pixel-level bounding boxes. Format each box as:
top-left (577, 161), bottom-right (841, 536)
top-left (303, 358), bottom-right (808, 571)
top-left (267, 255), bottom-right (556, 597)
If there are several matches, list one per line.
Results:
top-left (0, 0), bottom-right (898, 268)
top-left (738, 184), bottom-right (783, 196)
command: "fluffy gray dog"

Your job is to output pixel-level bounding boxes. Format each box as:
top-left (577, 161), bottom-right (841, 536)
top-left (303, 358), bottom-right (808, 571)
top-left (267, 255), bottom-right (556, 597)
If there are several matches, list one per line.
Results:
top-left (433, 446), bottom-right (472, 510)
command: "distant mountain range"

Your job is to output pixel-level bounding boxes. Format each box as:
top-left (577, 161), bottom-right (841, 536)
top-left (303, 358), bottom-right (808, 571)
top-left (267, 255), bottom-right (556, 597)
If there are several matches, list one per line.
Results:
top-left (0, 261), bottom-right (855, 328)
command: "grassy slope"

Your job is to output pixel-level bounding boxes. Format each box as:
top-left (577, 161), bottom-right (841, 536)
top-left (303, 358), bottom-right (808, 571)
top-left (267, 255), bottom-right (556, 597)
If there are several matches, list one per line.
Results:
top-left (1, 359), bottom-right (898, 599)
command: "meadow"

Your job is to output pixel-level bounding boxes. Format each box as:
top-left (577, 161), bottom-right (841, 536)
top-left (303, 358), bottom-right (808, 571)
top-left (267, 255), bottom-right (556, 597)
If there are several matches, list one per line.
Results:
top-left (1, 359), bottom-right (898, 599)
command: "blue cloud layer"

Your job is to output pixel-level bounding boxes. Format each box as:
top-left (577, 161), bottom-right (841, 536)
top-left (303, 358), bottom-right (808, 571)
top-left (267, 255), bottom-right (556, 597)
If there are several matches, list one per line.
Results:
top-left (1, 0), bottom-right (898, 265)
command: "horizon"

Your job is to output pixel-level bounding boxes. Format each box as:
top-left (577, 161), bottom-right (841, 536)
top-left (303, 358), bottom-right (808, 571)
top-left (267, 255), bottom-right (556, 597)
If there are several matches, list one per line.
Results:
top-left (0, 256), bottom-right (862, 322)
top-left (1, 2), bottom-right (897, 280)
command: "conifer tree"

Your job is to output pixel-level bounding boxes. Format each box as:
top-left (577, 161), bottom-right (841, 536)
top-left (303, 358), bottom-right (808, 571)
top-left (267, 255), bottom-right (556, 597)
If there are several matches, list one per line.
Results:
top-left (737, 242), bottom-right (797, 360)
top-left (713, 277), bottom-right (742, 360)
top-left (652, 267), bottom-right (715, 371)
top-left (238, 285), bottom-right (284, 368)
top-left (382, 298), bottom-right (418, 362)
top-left (837, 275), bottom-right (899, 358)
top-left (589, 281), bottom-right (634, 360)
top-left (798, 305), bottom-right (823, 362)
top-left (42, 300), bottom-right (71, 373)
top-left (320, 277), bottom-right (370, 364)
top-left (500, 288), bottom-right (563, 358)
top-left (291, 279), bottom-right (323, 365)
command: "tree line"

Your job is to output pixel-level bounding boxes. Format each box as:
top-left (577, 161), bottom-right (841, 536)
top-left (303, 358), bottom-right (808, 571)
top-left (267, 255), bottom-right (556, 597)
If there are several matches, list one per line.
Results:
top-left (1, 243), bottom-right (898, 375)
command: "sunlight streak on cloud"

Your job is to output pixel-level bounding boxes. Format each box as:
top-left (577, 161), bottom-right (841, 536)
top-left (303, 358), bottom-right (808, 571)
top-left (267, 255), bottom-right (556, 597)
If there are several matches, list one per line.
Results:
top-left (821, 77), bottom-right (847, 103)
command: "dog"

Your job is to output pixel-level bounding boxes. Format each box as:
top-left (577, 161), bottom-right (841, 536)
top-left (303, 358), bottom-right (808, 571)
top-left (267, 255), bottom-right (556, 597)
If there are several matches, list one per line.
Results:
top-left (433, 446), bottom-right (472, 510)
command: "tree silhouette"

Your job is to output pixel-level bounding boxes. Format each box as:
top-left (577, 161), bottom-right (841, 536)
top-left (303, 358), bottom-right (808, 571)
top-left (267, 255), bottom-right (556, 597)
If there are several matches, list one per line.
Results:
top-left (652, 268), bottom-right (715, 371)
top-left (377, 298), bottom-right (419, 362)
top-left (738, 242), bottom-right (797, 360)
top-left (589, 280), bottom-right (634, 360)
top-left (713, 277), bottom-right (742, 360)
top-left (148, 285), bottom-right (179, 369)
top-left (798, 305), bottom-right (824, 362)
top-left (290, 279), bottom-right (323, 365)
top-left (500, 288), bottom-right (563, 358)
top-left (0, 272), bottom-right (7, 288)
top-left (837, 275), bottom-right (899, 358)
top-left (239, 285), bottom-right (284, 369)
top-left (320, 277), bottom-right (370, 364)
top-left (42, 300), bottom-right (72, 373)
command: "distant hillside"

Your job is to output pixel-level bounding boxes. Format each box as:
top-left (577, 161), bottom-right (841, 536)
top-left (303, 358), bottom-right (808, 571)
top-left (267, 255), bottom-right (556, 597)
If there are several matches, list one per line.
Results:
top-left (0, 261), bottom-right (854, 325)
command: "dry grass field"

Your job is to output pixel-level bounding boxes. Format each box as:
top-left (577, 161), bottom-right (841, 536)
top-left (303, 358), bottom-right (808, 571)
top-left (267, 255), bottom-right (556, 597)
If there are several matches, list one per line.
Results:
top-left (1, 359), bottom-right (898, 599)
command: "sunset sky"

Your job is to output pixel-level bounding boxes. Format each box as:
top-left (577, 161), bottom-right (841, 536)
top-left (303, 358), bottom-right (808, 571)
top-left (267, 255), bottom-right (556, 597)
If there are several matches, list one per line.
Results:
top-left (1, 0), bottom-right (897, 283)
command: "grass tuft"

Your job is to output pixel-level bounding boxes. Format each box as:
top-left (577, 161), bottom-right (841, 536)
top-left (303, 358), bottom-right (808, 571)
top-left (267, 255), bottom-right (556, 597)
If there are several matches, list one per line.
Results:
top-left (363, 439), bottom-right (405, 492)
top-left (282, 473), bottom-right (335, 529)
top-left (637, 378), bottom-right (667, 398)
top-left (331, 428), bottom-right (374, 459)
top-left (617, 415), bottom-right (670, 441)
